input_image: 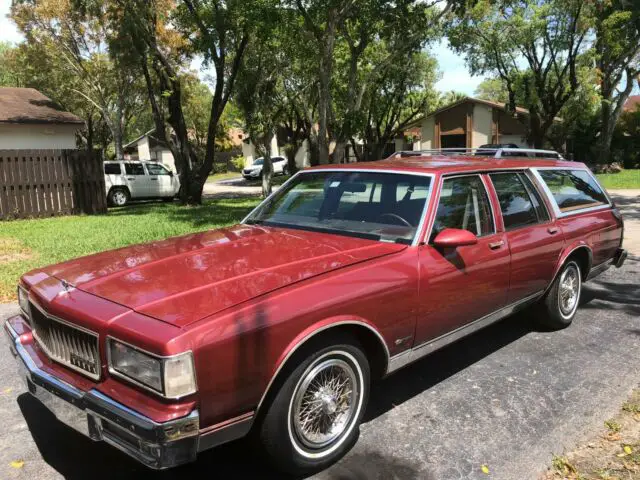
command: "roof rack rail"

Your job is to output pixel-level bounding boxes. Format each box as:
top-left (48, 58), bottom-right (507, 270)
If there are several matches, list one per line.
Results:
top-left (390, 147), bottom-right (564, 160)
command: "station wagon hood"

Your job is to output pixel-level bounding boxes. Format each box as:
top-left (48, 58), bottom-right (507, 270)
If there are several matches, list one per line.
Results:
top-left (40, 225), bottom-right (405, 327)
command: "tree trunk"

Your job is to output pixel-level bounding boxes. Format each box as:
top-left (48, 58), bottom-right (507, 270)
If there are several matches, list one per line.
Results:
top-left (333, 139), bottom-right (347, 163)
top-left (261, 143), bottom-right (273, 198)
top-left (316, 22), bottom-right (336, 165)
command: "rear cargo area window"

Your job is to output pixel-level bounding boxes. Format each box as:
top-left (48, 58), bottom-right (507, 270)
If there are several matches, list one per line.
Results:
top-left (537, 170), bottom-right (608, 213)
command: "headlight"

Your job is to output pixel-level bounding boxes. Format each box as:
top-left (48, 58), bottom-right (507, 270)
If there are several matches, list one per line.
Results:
top-left (108, 339), bottom-right (197, 399)
top-left (17, 286), bottom-right (30, 319)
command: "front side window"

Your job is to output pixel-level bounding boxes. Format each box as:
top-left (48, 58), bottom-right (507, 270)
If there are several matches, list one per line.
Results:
top-left (245, 171), bottom-right (432, 244)
top-left (490, 172), bottom-right (541, 230)
top-left (431, 175), bottom-right (494, 240)
top-left (146, 163), bottom-right (171, 175)
top-left (537, 169), bottom-right (608, 213)
top-left (124, 163), bottom-right (145, 175)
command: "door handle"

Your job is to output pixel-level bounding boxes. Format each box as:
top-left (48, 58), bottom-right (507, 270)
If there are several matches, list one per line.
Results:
top-left (150, 178), bottom-right (158, 181)
top-left (489, 240), bottom-right (504, 250)
top-left (547, 227), bottom-right (559, 234)
top-left (127, 177), bottom-right (135, 180)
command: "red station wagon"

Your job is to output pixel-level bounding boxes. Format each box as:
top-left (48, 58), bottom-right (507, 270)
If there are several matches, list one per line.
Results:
top-left (4, 151), bottom-right (627, 474)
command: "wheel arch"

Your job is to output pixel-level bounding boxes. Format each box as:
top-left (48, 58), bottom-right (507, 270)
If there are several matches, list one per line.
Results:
top-left (108, 185), bottom-right (131, 197)
top-left (551, 243), bottom-right (593, 288)
top-left (254, 318), bottom-right (390, 419)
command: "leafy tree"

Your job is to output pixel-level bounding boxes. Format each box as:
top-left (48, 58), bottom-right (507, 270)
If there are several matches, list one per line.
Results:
top-left (591, 0), bottom-right (640, 163)
top-left (449, 0), bottom-right (591, 148)
top-left (111, 0), bottom-right (271, 204)
top-left (474, 77), bottom-right (509, 103)
top-left (0, 42), bottom-right (22, 87)
top-left (358, 51), bottom-right (440, 161)
top-left (11, 0), bottom-right (147, 158)
top-left (235, 10), bottom-right (283, 197)
top-left (293, 0), bottom-right (464, 164)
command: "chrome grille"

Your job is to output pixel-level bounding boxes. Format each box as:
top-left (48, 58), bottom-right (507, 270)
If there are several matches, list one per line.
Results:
top-left (29, 301), bottom-right (101, 380)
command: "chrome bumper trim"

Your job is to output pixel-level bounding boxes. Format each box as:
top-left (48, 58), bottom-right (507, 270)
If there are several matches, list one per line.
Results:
top-left (4, 319), bottom-right (199, 469)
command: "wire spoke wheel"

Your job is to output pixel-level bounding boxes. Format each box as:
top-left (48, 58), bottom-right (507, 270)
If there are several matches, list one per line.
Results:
top-left (558, 264), bottom-right (580, 316)
top-left (292, 357), bottom-right (358, 450)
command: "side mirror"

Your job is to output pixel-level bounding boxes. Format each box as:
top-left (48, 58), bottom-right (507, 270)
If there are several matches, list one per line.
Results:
top-left (169, 171), bottom-right (174, 177)
top-left (433, 228), bottom-right (478, 248)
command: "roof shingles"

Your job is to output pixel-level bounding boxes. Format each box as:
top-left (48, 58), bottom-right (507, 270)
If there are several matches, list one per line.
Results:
top-left (0, 88), bottom-right (83, 125)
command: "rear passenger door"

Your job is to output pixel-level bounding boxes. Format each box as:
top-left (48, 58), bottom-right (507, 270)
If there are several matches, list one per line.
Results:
top-left (488, 171), bottom-right (564, 304)
top-left (416, 174), bottom-right (510, 344)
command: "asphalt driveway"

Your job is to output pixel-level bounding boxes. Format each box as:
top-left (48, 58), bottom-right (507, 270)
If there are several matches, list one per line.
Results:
top-left (0, 259), bottom-right (638, 480)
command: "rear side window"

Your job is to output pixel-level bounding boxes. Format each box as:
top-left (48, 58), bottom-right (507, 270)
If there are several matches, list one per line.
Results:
top-left (104, 163), bottom-right (121, 175)
top-left (490, 173), bottom-right (541, 230)
top-left (537, 170), bottom-right (608, 213)
top-left (125, 163), bottom-right (145, 175)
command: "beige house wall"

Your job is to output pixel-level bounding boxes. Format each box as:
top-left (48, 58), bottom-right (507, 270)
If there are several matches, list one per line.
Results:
top-left (0, 123), bottom-right (78, 149)
top-left (418, 117), bottom-right (435, 150)
top-left (472, 105), bottom-right (492, 147)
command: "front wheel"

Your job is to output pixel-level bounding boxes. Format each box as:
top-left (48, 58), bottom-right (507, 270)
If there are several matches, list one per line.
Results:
top-left (536, 260), bottom-right (582, 329)
top-left (282, 165), bottom-right (290, 176)
top-left (258, 338), bottom-right (370, 475)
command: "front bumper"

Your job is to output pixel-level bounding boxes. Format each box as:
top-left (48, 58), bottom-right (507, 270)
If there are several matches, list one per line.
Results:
top-left (4, 319), bottom-right (199, 469)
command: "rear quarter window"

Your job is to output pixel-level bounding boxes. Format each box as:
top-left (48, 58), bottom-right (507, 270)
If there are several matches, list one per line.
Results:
top-left (537, 170), bottom-right (608, 213)
top-left (104, 163), bottom-right (121, 175)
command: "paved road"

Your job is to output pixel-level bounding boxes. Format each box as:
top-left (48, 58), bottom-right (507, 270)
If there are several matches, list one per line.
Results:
top-left (0, 259), bottom-right (638, 480)
top-left (609, 189), bottom-right (640, 256)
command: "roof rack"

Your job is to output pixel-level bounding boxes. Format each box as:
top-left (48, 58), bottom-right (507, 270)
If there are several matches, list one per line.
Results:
top-left (390, 147), bottom-right (564, 160)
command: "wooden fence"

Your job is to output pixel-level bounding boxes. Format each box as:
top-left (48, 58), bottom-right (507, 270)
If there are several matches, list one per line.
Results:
top-left (0, 149), bottom-right (107, 220)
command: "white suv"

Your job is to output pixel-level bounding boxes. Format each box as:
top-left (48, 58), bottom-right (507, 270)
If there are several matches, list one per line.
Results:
top-left (104, 161), bottom-right (181, 207)
top-left (242, 156), bottom-right (289, 179)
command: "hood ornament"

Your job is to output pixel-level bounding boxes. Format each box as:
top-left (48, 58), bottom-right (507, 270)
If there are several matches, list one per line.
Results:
top-left (60, 279), bottom-right (74, 295)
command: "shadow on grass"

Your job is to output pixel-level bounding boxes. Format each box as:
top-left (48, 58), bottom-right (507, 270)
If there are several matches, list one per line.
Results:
top-left (107, 198), bottom-right (260, 229)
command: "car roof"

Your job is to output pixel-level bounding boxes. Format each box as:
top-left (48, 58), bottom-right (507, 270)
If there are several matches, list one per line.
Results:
top-left (305, 155), bottom-right (583, 175)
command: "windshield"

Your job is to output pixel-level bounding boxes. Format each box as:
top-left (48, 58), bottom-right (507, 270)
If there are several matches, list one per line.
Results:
top-left (253, 158), bottom-right (264, 166)
top-left (245, 171), bottom-right (432, 244)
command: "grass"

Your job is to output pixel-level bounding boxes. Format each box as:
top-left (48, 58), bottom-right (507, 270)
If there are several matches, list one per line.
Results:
top-left (0, 198), bottom-right (260, 302)
top-left (595, 169), bottom-right (640, 189)
top-left (207, 171), bottom-right (242, 183)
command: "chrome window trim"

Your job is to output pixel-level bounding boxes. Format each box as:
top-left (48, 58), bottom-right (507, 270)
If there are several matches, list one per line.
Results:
top-left (255, 320), bottom-right (390, 415)
top-left (106, 335), bottom-right (197, 400)
top-left (423, 172), bottom-right (497, 245)
top-left (242, 168), bottom-right (436, 247)
top-left (29, 298), bottom-right (101, 381)
top-left (530, 167), bottom-right (612, 219)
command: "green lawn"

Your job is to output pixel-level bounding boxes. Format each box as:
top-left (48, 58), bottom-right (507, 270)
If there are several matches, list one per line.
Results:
top-left (207, 171), bottom-right (242, 183)
top-left (0, 198), bottom-right (260, 302)
top-left (595, 169), bottom-right (640, 189)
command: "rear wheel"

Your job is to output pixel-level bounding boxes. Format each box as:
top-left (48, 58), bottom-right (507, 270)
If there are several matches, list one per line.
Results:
top-left (258, 337), bottom-right (369, 475)
top-left (536, 260), bottom-right (582, 329)
top-left (108, 187), bottom-right (129, 207)
top-left (282, 165), bottom-right (290, 176)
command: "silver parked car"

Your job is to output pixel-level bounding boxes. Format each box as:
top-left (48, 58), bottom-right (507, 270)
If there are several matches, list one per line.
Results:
top-left (104, 161), bottom-right (181, 207)
top-left (242, 156), bottom-right (289, 179)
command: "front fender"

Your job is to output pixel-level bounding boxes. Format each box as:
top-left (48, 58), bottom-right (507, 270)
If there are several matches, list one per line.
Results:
top-left (255, 315), bottom-right (389, 413)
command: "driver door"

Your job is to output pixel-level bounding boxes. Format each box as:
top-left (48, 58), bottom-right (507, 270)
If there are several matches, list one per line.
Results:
top-left (145, 163), bottom-right (173, 197)
top-left (415, 174), bottom-right (510, 345)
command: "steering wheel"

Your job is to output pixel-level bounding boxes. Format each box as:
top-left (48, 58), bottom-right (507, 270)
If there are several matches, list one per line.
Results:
top-left (377, 213), bottom-right (412, 227)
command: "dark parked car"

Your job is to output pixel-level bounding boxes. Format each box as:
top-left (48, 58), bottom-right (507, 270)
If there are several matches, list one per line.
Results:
top-left (5, 150), bottom-right (626, 474)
